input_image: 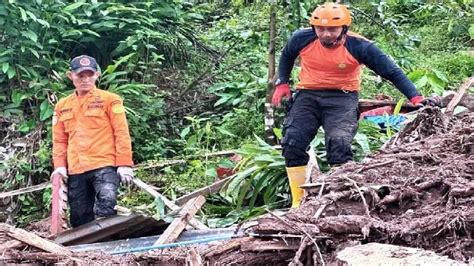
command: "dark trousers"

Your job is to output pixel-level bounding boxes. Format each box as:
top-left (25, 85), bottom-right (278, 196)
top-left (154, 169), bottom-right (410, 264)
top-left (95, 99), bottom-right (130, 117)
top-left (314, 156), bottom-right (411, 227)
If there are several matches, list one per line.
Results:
top-left (282, 89), bottom-right (359, 167)
top-left (67, 166), bottom-right (120, 227)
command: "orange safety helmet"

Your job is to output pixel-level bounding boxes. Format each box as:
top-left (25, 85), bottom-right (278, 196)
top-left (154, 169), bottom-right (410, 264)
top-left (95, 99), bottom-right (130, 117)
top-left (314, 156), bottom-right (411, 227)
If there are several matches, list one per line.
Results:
top-left (310, 2), bottom-right (352, 27)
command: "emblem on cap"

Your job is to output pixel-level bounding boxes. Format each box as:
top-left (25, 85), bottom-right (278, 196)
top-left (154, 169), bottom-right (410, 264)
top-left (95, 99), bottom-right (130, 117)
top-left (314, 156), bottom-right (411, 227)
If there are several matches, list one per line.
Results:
top-left (80, 58), bottom-right (91, 66)
top-left (338, 63), bottom-right (346, 69)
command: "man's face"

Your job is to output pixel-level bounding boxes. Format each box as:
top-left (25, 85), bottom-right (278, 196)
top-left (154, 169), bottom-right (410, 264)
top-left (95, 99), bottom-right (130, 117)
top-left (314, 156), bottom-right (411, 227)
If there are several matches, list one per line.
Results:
top-left (315, 26), bottom-right (344, 48)
top-left (67, 70), bottom-right (100, 95)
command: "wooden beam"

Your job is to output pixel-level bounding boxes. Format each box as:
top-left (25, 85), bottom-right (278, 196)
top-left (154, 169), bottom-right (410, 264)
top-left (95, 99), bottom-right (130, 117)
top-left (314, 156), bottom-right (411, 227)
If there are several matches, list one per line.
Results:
top-left (0, 223), bottom-right (72, 256)
top-left (185, 247), bottom-right (203, 266)
top-left (445, 77), bottom-right (474, 117)
top-left (201, 238), bottom-right (245, 258)
top-left (132, 178), bottom-right (208, 229)
top-left (175, 166), bottom-right (258, 206)
top-left (0, 182), bottom-right (50, 199)
top-left (358, 99), bottom-right (416, 109)
top-left (174, 175), bottom-right (235, 206)
top-left (241, 240), bottom-right (300, 252)
top-left (154, 196), bottom-right (206, 245)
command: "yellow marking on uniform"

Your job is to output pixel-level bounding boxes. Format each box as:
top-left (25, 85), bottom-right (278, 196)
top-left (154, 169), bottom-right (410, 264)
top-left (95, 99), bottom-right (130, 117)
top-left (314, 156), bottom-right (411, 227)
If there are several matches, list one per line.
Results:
top-left (112, 104), bottom-right (125, 114)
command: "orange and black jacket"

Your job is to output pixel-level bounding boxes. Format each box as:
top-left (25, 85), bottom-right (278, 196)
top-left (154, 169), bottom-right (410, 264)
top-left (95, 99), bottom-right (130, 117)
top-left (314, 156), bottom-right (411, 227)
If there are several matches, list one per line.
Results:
top-left (278, 28), bottom-right (421, 99)
top-left (52, 87), bottom-right (133, 175)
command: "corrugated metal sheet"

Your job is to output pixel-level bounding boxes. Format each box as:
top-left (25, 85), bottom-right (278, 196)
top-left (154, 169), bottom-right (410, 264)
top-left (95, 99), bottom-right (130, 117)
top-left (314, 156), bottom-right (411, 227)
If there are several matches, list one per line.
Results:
top-left (68, 227), bottom-right (237, 254)
top-left (53, 214), bottom-right (168, 246)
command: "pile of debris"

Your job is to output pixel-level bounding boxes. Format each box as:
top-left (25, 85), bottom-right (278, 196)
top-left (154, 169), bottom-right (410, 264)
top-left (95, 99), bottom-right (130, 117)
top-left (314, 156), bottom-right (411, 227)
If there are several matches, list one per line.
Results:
top-left (198, 85), bottom-right (474, 265)
top-left (209, 108), bottom-right (472, 265)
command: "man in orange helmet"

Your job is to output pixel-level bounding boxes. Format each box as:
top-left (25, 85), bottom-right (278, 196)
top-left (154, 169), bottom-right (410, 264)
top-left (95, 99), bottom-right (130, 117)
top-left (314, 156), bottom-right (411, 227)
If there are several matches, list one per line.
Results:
top-left (272, 3), bottom-right (428, 208)
top-left (51, 55), bottom-right (134, 227)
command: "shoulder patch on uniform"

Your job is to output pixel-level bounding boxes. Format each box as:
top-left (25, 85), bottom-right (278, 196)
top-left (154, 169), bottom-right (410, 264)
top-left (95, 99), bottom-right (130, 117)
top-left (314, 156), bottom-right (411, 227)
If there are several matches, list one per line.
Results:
top-left (112, 103), bottom-right (125, 114)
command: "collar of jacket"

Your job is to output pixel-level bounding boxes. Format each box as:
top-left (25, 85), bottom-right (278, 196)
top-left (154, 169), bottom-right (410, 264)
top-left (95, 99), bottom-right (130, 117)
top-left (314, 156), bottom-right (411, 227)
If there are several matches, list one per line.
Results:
top-left (72, 86), bottom-right (99, 99)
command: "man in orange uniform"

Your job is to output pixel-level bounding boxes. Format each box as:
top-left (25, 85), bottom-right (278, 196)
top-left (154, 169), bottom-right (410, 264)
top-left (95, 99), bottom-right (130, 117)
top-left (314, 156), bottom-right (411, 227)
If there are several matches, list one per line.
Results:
top-left (51, 55), bottom-right (134, 227)
top-left (272, 3), bottom-right (429, 208)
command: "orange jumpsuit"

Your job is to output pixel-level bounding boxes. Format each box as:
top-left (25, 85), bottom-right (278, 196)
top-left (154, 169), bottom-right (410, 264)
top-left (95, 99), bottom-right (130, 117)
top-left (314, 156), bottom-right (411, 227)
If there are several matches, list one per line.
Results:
top-left (52, 87), bottom-right (133, 175)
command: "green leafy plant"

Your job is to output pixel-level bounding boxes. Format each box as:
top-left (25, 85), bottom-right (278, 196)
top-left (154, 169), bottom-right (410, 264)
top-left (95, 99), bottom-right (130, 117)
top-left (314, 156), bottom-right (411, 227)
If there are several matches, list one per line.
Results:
top-left (408, 68), bottom-right (449, 95)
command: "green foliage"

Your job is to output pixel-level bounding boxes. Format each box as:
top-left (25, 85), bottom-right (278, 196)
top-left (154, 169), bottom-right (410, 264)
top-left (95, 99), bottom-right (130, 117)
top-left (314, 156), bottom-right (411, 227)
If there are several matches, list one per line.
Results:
top-left (203, 136), bottom-right (287, 226)
top-left (2, 0), bottom-right (472, 227)
top-left (0, 0), bottom-right (206, 225)
top-left (408, 68), bottom-right (449, 95)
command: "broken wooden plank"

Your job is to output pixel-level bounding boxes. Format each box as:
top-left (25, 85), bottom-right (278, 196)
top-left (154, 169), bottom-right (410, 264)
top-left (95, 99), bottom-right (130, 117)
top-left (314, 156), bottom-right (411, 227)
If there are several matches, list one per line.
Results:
top-left (358, 99), bottom-right (418, 114)
top-left (175, 175), bottom-right (234, 206)
top-left (0, 223), bottom-right (72, 256)
top-left (0, 239), bottom-right (24, 251)
top-left (132, 178), bottom-right (208, 230)
top-left (154, 196), bottom-right (206, 245)
top-left (0, 182), bottom-right (50, 199)
top-left (133, 152), bottom-right (237, 171)
top-left (240, 239), bottom-right (300, 252)
top-left (445, 77), bottom-right (474, 117)
top-left (185, 247), bottom-right (203, 266)
top-left (0, 250), bottom-right (71, 262)
top-left (201, 238), bottom-right (245, 258)
top-left (175, 166), bottom-right (258, 206)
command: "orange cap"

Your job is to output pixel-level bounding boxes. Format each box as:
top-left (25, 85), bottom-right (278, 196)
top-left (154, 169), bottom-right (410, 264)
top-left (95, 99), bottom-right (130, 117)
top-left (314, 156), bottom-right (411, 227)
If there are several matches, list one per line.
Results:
top-left (310, 2), bottom-right (352, 27)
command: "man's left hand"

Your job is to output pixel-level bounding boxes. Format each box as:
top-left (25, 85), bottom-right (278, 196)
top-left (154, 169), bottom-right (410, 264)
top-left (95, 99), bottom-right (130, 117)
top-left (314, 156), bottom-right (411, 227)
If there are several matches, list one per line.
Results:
top-left (117, 167), bottom-right (134, 186)
top-left (410, 95), bottom-right (442, 107)
top-left (421, 96), bottom-right (442, 106)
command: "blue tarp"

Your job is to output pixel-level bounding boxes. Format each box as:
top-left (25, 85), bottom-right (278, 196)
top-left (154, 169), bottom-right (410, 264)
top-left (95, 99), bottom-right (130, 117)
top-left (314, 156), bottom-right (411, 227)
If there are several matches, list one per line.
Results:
top-left (364, 115), bottom-right (407, 129)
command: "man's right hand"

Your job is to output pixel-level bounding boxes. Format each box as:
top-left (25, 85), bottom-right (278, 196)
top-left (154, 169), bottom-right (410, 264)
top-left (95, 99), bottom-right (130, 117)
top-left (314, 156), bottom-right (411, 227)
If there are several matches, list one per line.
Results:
top-left (117, 166), bottom-right (134, 186)
top-left (272, 84), bottom-right (291, 106)
top-left (52, 167), bottom-right (68, 183)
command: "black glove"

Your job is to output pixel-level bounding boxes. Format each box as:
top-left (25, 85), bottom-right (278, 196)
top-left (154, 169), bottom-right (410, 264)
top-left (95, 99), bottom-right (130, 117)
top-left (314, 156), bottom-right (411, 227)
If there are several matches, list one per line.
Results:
top-left (421, 96), bottom-right (442, 107)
